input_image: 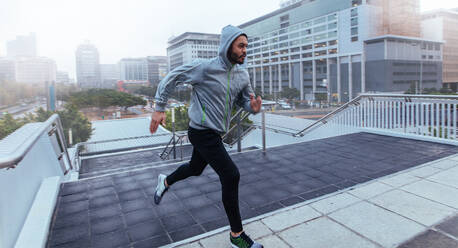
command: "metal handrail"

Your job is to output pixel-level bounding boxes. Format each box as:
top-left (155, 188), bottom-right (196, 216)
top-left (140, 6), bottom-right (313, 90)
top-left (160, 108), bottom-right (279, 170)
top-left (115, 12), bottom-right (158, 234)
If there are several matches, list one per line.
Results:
top-left (221, 108), bottom-right (251, 140)
top-left (78, 132), bottom-right (173, 146)
top-left (293, 93), bottom-right (458, 137)
top-left (0, 114), bottom-right (72, 170)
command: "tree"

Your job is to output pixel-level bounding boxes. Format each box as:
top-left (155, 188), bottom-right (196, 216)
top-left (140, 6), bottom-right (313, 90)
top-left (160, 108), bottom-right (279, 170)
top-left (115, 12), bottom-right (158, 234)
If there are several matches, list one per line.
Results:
top-left (69, 89), bottom-right (146, 110)
top-left (0, 114), bottom-right (25, 139)
top-left (0, 105), bottom-right (92, 146)
top-left (58, 104), bottom-right (92, 145)
top-left (281, 87), bottom-right (300, 100)
top-left (164, 106), bottom-right (190, 131)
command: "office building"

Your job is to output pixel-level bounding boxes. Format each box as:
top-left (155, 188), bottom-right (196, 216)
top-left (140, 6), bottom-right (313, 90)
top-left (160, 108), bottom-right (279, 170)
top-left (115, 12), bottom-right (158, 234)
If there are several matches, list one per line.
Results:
top-left (118, 58), bottom-right (148, 84)
top-left (75, 42), bottom-right (101, 88)
top-left (147, 56), bottom-right (168, 86)
top-left (15, 57), bottom-right (56, 85)
top-left (56, 71), bottom-right (70, 84)
top-left (240, 0), bottom-right (442, 102)
top-left (100, 64), bottom-right (119, 88)
top-left (167, 32), bottom-right (220, 71)
top-left (0, 58), bottom-right (16, 81)
top-left (7, 33), bottom-right (37, 58)
top-left (422, 9), bottom-right (458, 90)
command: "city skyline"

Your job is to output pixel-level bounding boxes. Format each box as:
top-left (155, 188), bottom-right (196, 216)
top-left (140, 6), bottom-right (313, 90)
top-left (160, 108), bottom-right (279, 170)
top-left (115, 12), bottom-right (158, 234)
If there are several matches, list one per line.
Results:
top-left (0, 0), bottom-right (456, 79)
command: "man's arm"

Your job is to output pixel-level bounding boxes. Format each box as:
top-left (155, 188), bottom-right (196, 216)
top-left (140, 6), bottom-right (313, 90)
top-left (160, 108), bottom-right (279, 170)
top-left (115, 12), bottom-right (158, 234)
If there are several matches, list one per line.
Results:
top-left (150, 60), bottom-right (201, 134)
top-left (236, 83), bottom-right (262, 114)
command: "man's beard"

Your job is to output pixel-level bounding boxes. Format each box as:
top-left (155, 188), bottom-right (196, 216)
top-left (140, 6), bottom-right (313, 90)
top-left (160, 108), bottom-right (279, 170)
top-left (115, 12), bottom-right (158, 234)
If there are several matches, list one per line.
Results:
top-left (228, 50), bottom-right (246, 65)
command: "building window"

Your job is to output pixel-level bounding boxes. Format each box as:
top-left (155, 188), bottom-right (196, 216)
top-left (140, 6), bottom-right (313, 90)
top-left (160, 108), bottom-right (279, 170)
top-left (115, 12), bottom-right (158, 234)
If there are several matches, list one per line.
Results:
top-left (290, 40), bottom-right (300, 46)
top-left (280, 14), bottom-right (289, 22)
top-left (328, 22), bottom-right (337, 29)
top-left (328, 13), bottom-right (337, 21)
top-left (314, 42), bottom-right (327, 48)
top-left (291, 54), bottom-right (300, 59)
top-left (301, 21), bottom-right (312, 28)
top-left (314, 34), bottom-right (327, 41)
top-left (314, 16), bottom-right (326, 25)
top-left (279, 42), bottom-right (288, 48)
top-left (271, 58), bottom-right (278, 62)
top-left (351, 36), bottom-right (358, 42)
top-left (289, 24), bottom-right (300, 32)
top-left (302, 53), bottom-right (312, 58)
top-left (280, 49), bottom-right (288, 54)
top-left (328, 40), bottom-right (338, 46)
top-left (351, 8), bottom-right (358, 17)
top-left (290, 47), bottom-right (300, 53)
top-left (352, 0), bottom-right (362, 6)
top-left (281, 22), bottom-right (290, 28)
top-left (279, 35), bottom-right (289, 41)
top-left (302, 29), bottom-right (312, 36)
top-left (301, 37), bottom-right (313, 44)
top-left (351, 18), bottom-right (358, 26)
top-left (302, 45), bottom-right (313, 50)
top-left (351, 27), bottom-right (358, 36)
top-left (315, 50), bottom-right (327, 56)
top-left (328, 31), bottom-right (337, 38)
top-left (328, 48), bottom-right (338, 54)
top-left (290, 32), bottom-right (300, 39)
top-left (313, 25), bottom-right (327, 33)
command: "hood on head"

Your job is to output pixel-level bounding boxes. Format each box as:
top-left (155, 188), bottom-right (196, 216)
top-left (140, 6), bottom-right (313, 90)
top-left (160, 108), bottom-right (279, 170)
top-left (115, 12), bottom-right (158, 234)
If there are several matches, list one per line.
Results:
top-left (218, 25), bottom-right (247, 69)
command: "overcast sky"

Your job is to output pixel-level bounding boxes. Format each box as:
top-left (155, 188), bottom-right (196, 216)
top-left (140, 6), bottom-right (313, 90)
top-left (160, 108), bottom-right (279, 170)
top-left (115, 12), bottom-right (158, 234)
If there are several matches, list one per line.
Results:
top-left (0, 0), bottom-right (455, 78)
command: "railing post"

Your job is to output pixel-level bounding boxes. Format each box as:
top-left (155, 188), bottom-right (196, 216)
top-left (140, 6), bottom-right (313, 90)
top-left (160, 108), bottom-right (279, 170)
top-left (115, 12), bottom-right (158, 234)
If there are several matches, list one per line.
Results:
top-left (172, 108), bottom-right (176, 159)
top-left (237, 113), bottom-right (241, 152)
top-left (262, 108), bottom-right (266, 153)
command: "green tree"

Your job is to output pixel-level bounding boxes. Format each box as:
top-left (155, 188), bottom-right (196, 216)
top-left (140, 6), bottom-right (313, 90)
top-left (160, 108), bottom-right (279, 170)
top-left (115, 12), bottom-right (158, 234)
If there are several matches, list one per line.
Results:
top-left (0, 114), bottom-right (24, 139)
top-left (0, 105), bottom-right (92, 145)
top-left (69, 89), bottom-right (146, 111)
top-left (164, 106), bottom-right (190, 131)
top-left (58, 104), bottom-right (92, 145)
top-left (281, 87), bottom-right (300, 100)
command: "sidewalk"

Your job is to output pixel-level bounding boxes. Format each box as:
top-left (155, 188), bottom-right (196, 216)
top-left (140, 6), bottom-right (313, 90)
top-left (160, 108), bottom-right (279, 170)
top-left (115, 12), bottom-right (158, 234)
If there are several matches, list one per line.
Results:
top-left (170, 155), bottom-right (458, 248)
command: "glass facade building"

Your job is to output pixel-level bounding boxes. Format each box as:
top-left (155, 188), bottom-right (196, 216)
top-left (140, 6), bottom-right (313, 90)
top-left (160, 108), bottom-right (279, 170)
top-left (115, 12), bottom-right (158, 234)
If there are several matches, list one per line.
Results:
top-left (240, 0), bottom-right (443, 102)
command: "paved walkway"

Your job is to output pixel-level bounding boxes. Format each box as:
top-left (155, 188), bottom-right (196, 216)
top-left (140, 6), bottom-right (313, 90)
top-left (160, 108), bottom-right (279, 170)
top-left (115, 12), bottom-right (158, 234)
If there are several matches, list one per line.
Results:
top-left (173, 155), bottom-right (458, 248)
top-left (46, 133), bottom-right (457, 248)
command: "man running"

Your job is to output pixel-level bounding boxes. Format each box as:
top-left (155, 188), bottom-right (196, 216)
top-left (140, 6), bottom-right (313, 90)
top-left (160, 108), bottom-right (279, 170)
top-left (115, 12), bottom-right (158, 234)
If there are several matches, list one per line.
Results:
top-left (150, 25), bottom-right (263, 248)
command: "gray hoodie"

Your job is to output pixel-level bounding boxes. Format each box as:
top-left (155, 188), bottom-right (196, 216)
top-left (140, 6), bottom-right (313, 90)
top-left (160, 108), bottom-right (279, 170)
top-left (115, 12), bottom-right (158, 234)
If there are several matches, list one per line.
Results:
top-left (154, 25), bottom-right (256, 134)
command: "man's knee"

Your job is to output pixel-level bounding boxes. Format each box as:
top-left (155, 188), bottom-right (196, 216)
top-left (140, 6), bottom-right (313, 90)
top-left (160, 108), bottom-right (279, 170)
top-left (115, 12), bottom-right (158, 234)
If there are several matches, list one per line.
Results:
top-left (187, 162), bottom-right (205, 176)
top-left (224, 166), bottom-right (240, 184)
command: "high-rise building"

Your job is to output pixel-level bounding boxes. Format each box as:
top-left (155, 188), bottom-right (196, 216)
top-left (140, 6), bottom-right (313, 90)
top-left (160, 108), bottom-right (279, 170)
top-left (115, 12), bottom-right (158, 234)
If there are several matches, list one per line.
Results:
top-left (118, 58), bottom-right (148, 84)
top-left (167, 33), bottom-right (220, 71)
top-left (0, 58), bottom-right (16, 81)
top-left (75, 42), bottom-right (101, 88)
top-left (422, 9), bottom-right (458, 90)
top-left (100, 64), bottom-right (119, 88)
top-left (147, 56), bottom-right (168, 86)
top-left (56, 71), bottom-right (70, 84)
top-left (7, 33), bottom-right (37, 58)
top-left (15, 57), bottom-right (56, 84)
top-left (240, 0), bottom-right (442, 102)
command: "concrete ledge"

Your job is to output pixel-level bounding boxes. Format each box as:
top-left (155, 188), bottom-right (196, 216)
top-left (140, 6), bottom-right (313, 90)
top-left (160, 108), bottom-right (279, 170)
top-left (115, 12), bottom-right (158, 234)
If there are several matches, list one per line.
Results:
top-left (14, 176), bottom-right (61, 248)
top-left (361, 128), bottom-right (458, 146)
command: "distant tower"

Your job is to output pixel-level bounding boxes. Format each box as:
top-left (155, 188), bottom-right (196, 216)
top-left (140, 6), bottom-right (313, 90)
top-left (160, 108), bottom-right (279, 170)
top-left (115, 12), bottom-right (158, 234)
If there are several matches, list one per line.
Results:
top-left (7, 33), bottom-right (37, 58)
top-left (75, 41), bottom-right (101, 88)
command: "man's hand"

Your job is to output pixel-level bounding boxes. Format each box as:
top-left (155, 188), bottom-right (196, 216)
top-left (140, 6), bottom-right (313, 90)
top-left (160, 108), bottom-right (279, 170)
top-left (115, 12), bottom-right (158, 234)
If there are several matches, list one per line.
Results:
top-left (150, 111), bottom-right (166, 134)
top-left (249, 94), bottom-right (262, 113)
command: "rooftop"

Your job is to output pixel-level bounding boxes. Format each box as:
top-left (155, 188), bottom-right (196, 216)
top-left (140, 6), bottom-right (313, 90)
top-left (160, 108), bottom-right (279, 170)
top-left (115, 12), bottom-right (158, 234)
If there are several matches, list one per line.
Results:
top-left (46, 132), bottom-right (457, 247)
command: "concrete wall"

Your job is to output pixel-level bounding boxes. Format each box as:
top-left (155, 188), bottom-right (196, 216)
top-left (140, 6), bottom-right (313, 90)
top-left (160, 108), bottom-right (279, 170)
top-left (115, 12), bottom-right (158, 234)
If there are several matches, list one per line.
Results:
top-left (0, 126), bottom-right (65, 248)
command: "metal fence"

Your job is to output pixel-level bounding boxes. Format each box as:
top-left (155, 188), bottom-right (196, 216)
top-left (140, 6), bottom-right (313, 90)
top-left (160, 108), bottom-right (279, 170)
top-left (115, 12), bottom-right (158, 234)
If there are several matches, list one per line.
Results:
top-left (317, 94), bottom-right (458, 140)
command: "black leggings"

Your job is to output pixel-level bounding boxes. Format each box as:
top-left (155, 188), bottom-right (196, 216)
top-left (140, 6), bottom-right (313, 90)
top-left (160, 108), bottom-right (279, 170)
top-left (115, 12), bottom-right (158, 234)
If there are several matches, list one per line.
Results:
top-left (166, 127), bottom-right (242, 233)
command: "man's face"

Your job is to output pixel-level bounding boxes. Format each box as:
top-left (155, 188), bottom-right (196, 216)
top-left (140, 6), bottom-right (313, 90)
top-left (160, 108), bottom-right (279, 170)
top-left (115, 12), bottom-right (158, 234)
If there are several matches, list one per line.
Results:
top-left (228, 35), bottom-right (248, 65)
